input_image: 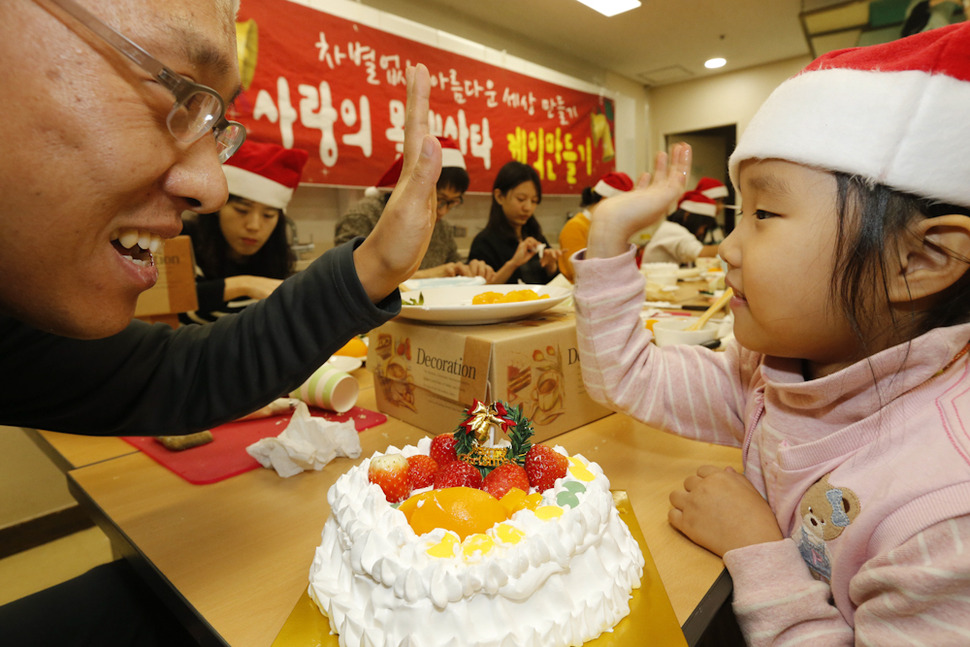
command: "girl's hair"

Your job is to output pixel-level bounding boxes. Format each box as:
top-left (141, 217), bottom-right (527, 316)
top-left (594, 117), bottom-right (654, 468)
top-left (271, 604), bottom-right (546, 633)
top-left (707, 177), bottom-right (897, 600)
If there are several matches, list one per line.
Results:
top-left (487, 161), bottom-right (544, 241)
top-left (580, 186), bottom-right (604, 208)
top-left (193, 195), bottom-right (296, 280)
top-left (833, 173), bottom-right (970, 346)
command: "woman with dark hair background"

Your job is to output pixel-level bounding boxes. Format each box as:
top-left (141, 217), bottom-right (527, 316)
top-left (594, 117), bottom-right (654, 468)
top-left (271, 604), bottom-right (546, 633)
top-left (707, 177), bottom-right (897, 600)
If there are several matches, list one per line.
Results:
top-left (180, 140), bottom-right (307, 324)
top-left (467, 161), bottom-right (561, 284)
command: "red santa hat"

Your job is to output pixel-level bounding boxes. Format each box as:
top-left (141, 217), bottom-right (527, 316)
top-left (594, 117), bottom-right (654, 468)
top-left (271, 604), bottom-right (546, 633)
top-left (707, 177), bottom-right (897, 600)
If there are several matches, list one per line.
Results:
top-left (592, 171), bottom-right (634, 198)
top-left (694, 177), bottom-right (728, 200)
top-left (678, 190), bottom-right (717, 217)
top-left (365, 137), bottom-right (466, 198)
top-left (222, 140), bottom-right (309, 210)
top-left (729, 21), bottom-right (970, 209)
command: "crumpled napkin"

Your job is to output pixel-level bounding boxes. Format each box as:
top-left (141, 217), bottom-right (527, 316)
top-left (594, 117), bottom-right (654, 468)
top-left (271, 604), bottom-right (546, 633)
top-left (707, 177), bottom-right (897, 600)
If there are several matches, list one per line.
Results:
top-left (246, 401), bottom-right (361, 477)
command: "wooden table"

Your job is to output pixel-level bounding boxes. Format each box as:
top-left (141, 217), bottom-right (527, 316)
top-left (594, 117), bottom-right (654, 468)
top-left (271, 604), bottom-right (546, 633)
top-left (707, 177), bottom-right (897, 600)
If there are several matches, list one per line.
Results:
top-left (24, 428), bottom-right (138, 471)
top-left (65, 384), bottom-right (742, 647)
top-left (25, 360), bottom-right (372, 471)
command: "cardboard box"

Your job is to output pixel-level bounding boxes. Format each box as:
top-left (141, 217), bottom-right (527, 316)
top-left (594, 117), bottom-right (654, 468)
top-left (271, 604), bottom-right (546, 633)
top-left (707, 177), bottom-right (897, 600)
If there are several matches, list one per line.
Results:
top-left (134, 235), bottom-right (198, 319)
top-left (367, 311), bottom-right (611, 442)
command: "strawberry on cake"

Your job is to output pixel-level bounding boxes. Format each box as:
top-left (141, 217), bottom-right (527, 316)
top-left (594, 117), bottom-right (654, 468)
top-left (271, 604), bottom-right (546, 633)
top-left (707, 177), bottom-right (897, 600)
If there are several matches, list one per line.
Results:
top-left (308, 400), bottom-right (645, 647)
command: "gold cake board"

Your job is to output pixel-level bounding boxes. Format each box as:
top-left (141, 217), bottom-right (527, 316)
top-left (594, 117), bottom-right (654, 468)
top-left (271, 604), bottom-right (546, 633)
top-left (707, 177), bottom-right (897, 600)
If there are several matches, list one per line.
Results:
top-left (272, 491), bottom-right (687, 647)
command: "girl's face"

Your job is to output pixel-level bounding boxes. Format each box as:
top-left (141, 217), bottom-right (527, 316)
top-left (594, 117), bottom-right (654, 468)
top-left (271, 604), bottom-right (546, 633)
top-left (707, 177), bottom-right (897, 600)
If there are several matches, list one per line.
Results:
top-left (218, 197), bottom-right (281, 260)
top-left (719, 159), bottom-right (874, 378)
top-left (495, 181), bottom-right (539, 230)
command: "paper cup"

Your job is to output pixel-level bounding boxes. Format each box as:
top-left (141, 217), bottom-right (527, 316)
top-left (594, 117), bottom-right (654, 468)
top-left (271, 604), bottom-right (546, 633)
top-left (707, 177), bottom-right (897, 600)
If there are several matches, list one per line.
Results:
top-left (292, 364), bottom-right (359, 413)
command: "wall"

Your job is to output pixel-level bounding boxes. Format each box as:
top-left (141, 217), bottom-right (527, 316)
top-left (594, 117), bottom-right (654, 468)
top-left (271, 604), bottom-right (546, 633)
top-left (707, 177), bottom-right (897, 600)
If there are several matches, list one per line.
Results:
top-left (647, 55), bottom-right (812, 165)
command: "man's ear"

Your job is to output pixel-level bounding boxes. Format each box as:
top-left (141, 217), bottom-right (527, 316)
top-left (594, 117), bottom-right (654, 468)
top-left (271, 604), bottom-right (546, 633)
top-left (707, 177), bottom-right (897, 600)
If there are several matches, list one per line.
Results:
top-left (888, 215), bottom-right (970, 303)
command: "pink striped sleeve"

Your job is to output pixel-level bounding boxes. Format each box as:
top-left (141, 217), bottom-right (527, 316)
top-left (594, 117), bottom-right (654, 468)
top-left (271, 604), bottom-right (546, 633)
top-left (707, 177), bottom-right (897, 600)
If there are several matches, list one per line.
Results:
top-left (724, 517), bottom-right (970, 645)
top-left (573, 251), bottom-right (748, 447)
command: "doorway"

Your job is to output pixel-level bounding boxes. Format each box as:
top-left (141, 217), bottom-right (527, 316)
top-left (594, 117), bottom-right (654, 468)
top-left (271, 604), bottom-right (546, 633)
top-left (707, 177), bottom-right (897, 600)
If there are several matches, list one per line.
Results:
top-left (666, 125), bottom-right (737, 233)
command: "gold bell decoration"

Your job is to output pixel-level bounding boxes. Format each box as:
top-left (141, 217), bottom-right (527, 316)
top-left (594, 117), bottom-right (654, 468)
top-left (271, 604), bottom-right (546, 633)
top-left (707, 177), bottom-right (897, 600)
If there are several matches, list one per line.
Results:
top-left (454, 400), bottom-right (534, 477)
top-left (590, 111), bottom-right (615, 163)
top-left (235, 19), bottom-right (259, 91)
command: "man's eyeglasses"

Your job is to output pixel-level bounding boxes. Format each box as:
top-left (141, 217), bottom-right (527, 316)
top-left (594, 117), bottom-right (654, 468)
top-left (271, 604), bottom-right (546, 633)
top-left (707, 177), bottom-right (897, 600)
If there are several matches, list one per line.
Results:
top-left (436, 194), bottom-right (464, 211)
top-left (41, 0), bottom-right (246, 162)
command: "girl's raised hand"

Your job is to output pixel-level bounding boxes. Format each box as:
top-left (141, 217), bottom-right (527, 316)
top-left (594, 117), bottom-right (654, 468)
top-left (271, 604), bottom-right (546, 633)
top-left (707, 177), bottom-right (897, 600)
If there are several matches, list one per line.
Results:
top-left (586, 142), bottom-right (692, 259)
top-left (354, 64), bottom-right (442, 302)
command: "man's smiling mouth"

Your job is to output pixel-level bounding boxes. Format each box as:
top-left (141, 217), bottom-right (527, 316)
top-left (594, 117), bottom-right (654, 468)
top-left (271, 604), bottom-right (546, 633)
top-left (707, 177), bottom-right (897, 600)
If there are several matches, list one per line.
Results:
top-left (111, 228), bottom-right (162, 267)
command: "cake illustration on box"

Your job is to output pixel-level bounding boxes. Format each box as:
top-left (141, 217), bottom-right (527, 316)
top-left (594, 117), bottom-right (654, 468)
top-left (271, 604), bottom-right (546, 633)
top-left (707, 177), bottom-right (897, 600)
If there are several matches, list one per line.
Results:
top-left (506, 344), bottom-right (566, 426)
top-left (373, 332), bottom-right (417, 411)
top-left (308, 399), bottom-right (645, 647)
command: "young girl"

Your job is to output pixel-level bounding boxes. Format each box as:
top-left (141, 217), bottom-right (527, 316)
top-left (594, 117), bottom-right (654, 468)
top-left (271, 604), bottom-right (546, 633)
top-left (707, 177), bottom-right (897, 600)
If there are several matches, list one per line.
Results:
top-left (467, 161), bottom-right (561, 284)
top-left (573, 23), bottom-right (970, 644)
top-left (180, 140), bottom-right (307, 324)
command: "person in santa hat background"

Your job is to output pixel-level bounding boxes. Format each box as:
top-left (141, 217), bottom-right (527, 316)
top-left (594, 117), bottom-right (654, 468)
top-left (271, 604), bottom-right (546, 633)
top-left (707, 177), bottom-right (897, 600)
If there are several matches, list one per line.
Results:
top-left (666, 189), bottom-right (725, 246)
top-left (180, 140), bottom-right (308, 324)
top-left (557, 171), bottom-right (634, 282)
top-left (573, 21), bottom-right (970, 645)
top-left (335, 137), bottom-right (495, 282)
top-left (693, 175), bottom-right (731, 241)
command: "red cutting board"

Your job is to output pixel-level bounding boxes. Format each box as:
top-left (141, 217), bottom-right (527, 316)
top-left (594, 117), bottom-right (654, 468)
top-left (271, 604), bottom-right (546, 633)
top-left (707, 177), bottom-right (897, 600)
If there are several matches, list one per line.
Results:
top-left (122, 406), bottom-right (386, 485)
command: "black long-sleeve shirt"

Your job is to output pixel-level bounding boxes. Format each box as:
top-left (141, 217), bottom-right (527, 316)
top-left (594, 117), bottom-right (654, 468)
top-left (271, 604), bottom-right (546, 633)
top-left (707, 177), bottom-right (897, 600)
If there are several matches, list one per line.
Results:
top-left (0, 240), bottom-right (397, 436)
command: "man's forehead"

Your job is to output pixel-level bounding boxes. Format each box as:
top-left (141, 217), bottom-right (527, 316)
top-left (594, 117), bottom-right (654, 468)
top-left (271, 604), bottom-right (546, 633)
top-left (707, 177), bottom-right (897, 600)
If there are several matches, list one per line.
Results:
top-left (141, 5), bottom-right (240, 97)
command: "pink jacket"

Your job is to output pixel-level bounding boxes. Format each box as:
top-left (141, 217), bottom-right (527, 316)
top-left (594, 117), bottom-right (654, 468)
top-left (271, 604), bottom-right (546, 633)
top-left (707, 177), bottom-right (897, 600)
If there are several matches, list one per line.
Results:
top-left (573, 250), bottom-right (970, 645)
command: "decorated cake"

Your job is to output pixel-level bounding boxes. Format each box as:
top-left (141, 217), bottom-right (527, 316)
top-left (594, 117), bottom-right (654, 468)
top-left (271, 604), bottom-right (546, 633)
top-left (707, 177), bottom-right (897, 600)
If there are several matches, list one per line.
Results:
top-left (308, 400), bottom-right (645, 647)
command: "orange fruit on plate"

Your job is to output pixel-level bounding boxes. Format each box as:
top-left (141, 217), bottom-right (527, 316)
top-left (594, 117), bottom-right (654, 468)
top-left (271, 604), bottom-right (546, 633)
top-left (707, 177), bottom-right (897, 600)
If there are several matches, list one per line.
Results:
top-left (335, 336), bottom-right (367, 358)
top-left (399, 486), bottom-right (510, 540)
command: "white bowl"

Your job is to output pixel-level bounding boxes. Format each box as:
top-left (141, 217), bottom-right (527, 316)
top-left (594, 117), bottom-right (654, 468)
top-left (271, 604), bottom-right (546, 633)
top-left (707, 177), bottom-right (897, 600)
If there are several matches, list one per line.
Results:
top-left (652, 318), bottom-right (719, 347)
top-left (644, 271), bottom-right (678, 287)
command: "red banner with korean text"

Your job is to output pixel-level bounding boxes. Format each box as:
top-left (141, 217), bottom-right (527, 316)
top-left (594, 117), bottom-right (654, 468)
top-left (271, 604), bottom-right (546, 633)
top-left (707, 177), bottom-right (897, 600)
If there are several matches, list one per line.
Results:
top-left (232, 0), bottom-right (615, 193)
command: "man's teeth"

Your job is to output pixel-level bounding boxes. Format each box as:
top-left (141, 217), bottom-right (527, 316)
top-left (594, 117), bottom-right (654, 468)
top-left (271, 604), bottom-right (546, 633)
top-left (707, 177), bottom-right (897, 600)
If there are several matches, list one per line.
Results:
top-left (113, 228), bottom-right (162, 253)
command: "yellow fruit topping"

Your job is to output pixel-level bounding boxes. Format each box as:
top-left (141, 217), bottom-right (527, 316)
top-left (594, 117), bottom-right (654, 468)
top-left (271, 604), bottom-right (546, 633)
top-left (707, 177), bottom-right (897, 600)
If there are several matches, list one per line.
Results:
top-left (335, 336), bottom-right (367, 358)
top-left (567, 457), bottom-right (595, 482)
top-left (535, 506), bottom-right (565, 521)
top-left (462, 533), bottom-right (495, 558)
top-left (495, 523), bottom-right (525, 545)
top-left (401, 487), bottom-right (510, 540)
top-left (471, 289), bottom-right (549, 305)
top-left (498, 488), bottom-right (542, 516)
top-left (425, 532), bottom-right (460, 558)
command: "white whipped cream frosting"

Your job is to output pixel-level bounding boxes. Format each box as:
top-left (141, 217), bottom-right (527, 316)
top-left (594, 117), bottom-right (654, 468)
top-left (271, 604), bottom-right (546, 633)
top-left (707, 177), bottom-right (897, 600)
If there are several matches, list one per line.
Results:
top-left (308, 438), bottom-right (645, 647)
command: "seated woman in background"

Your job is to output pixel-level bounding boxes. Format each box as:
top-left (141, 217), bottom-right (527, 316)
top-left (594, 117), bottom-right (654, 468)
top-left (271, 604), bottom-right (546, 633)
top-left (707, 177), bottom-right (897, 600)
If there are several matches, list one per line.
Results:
top-left (334, 137), bottom-right (494, 281)
top-left (180, 140), bottom-right (308, 324)
top-left (667, 190), bottom-right (723, 245)
top-left (468, 161), bottom-right (561, 284)
top-left (557, 171), bottom-right (633, 282)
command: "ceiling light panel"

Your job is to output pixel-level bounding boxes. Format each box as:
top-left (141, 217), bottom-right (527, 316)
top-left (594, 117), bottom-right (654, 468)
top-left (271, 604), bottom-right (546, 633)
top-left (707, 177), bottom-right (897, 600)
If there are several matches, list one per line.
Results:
top-left (575, 0), bottom-right (642, 18)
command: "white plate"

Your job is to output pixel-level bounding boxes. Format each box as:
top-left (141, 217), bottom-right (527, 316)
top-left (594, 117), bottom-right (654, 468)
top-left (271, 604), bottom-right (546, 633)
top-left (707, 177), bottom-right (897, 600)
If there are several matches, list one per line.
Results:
top-left (325, 355), bottom-right (363, 372)
top-left (399, 276), bottom-right (487, 292)
top-left (399, 284), bottom-right (572, 325)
